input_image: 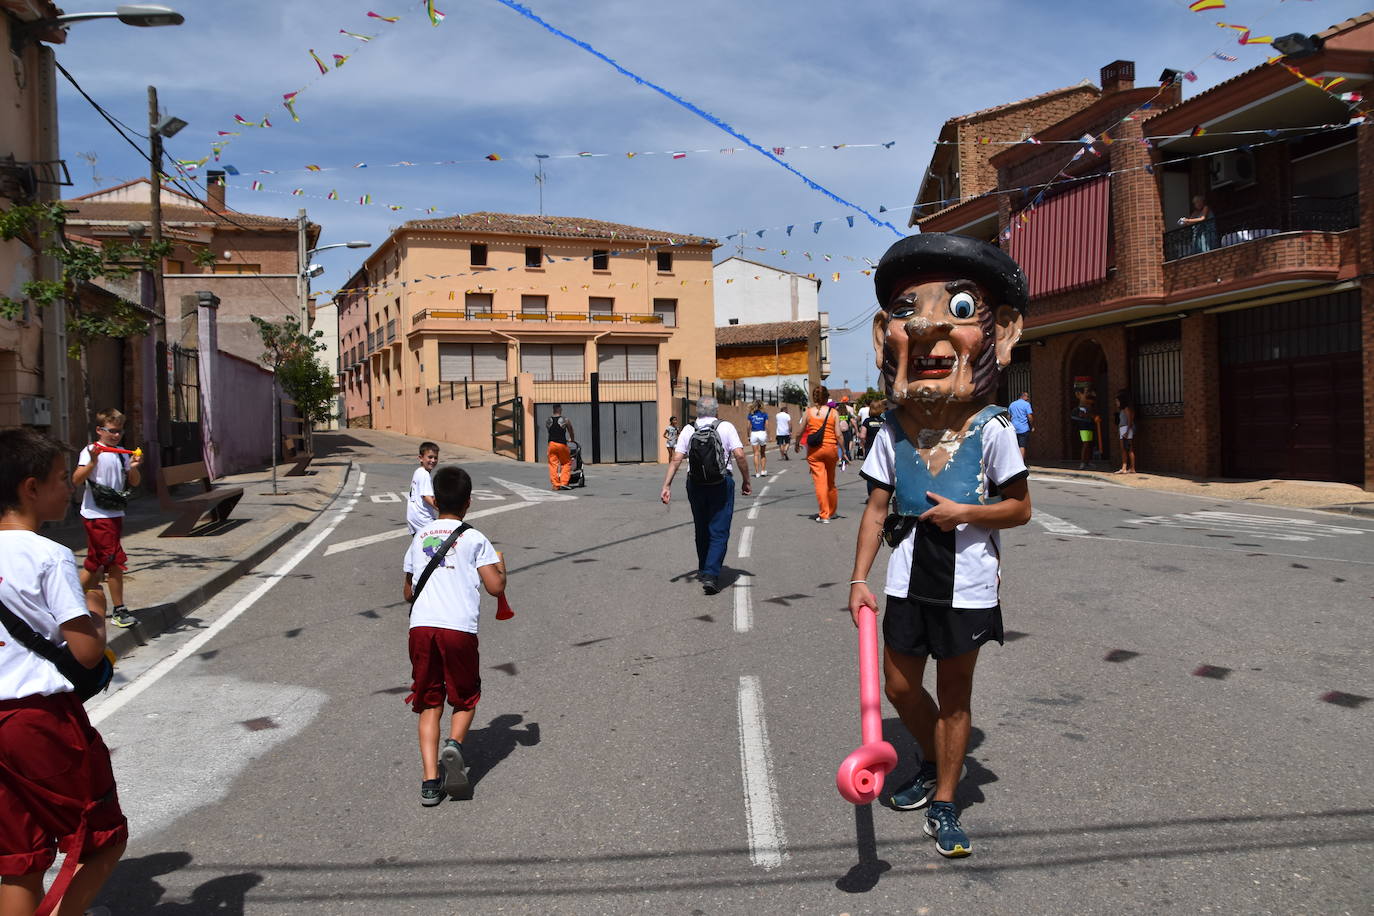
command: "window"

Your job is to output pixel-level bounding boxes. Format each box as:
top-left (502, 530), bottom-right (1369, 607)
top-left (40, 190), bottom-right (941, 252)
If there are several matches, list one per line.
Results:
top-left (1131, 339), bottom-right (1183, 418)
top-left (165, 259), bottom-right (185, 274)
top-left (470, 243), bottom-right (488, 267)
top-left (212, 263), bottom-right (262, 274)
top-left (597, 344), bottom-right (657, 381)
top-left (525, 246), bottom-right (543, 268)
top-left (589, 297), bottom-right (614, 317)
top-left (438, 343), bottom-right (507, 381)
top-left (656, 251), bottom-right (673, 272)
top-left (520, 343), bottom-right (584, 381)
top-left (652, 298), bottom-right (677, 328)
top-left (465, 292), bottom-right (494, 318)
top-left (592, 249), bottom-right (609, 270)
top-left (520, 295), bottom-right (547, 315)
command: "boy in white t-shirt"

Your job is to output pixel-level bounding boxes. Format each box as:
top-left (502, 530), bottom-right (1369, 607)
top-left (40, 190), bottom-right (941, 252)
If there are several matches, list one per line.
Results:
top-left (72, 408), bottom-right (142, 629)
top-left (406, 441), bottom-right (439, 534)
top-left (774, 407), bottom-right (792, 460)
top-left (0, 427), bottom-right (127, 914)
top-left (402, 465), bottom-right (506, 807)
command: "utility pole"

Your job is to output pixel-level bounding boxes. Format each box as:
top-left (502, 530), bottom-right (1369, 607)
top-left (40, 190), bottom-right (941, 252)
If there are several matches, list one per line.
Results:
top-left (297, 208), bottom-right (309, 325)
top-left (535, 158), bottom-right (545, 215)
top-left (148, 85), bottom-right (170, 463)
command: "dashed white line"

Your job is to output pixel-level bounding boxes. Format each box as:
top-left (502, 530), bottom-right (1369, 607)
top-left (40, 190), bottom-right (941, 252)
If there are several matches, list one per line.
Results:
top-left (323, 501), bottom-right (535, 556)
top-left (747, 503), bottom-right (760, 520)
top-left (736, 675), bottom-right (787, 869)
top-left (733, 575), bottom-right (753, 633)
top-left (737, 525), bottom-right (754, 558)
top-left (90, 469), bottom-right (368, 726)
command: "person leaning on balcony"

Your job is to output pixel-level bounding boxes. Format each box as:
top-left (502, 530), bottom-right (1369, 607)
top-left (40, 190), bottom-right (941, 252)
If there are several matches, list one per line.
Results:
top-left (1177, 194), bottom-right (1215, 254)
top-left (546, 405), bottom-right (575, 491)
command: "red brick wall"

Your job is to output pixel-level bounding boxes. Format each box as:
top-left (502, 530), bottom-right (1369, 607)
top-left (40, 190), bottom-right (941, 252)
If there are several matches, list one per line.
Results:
top-left (957, 87), bottom-right (1100, 199)
top-left (1180, 312), bottom-right (1221, 477)
top-left (1359, 124), bottom-right (1374, 490)
top-left (1165, 232), bottom-right (1350, 299)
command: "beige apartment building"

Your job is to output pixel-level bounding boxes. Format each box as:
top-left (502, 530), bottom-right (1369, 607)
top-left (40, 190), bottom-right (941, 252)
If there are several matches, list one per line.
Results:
top-left (341, 212), bottom-right (718, 462)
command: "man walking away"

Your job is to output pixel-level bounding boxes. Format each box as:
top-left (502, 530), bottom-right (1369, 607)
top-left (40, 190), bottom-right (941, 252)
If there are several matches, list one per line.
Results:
top-left (774, 405), bottom-right (792, 460)
top-left (1008, 392), bottom-right (1033, 460)
top-left (659, 397), bottom-right (751, 595)
top-left (546, 405), bottom-right (575, 491)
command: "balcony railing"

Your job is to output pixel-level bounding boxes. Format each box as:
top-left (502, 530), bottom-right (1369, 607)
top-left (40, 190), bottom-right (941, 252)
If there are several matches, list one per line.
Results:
top-left (1163, 193), bottom-right (1358, 261)
top-left (411, 308), bottom-right (664, 326)
top-left (386, 319), bottom-right (397, 343)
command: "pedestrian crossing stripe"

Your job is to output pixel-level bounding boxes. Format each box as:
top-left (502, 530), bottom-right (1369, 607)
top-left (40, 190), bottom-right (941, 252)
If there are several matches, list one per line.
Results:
top-left (1128, 511), bottom-right (1368, 543)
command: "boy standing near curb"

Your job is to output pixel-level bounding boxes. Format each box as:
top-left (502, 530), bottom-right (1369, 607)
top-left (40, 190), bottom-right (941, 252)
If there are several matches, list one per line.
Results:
top-left (72, 409), bottom-right (141, 629)
top-left (402, 466), bottom-right (506, 807)
top-left (406, 442), bottom-right (439, 535)
top-left (0, 427), bottom-right (127, 915)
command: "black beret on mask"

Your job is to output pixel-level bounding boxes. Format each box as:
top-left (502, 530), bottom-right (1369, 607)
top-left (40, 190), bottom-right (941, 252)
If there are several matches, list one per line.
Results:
top-left (873, 233), bottom-right (1029, 314)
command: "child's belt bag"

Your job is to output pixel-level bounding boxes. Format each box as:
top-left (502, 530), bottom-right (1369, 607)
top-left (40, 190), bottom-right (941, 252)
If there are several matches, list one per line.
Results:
top-left (88, 482), bottom-right (131, 511)
top-left (0, 599), bottom-right (115, 702)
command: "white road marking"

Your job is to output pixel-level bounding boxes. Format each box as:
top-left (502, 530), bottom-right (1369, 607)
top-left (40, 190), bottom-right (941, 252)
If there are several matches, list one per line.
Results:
top-left (490, 476), bottom-right (577, 502)
top-left (758, 485), bottom-right (771, 498)
top-left (1128, 511), bottom-right (1369, 543)
top-left (772, 468), bottom-right (787, 478)
top-left (369, 491), bottom-right (401, 503)
top-left (733, 575), bottom-right (753, 633)
top-left (1052, 530), bottom-right (1374, 566)
top-left (1032, 510), bottom-right (1090, 536)
top-left (737, 675), bottom-right (787, 869)
top-left (747, 503), bottom-right (760, 520)
top-left (323, 501), bottom-right (536, 556)
top-left (738, 525), bottom-right (754, 559)
top-left (90, 470), bottom-right (368, 726)
top-left (469, 488), bottom-right (505, 501)
top-left (1029, 474), bottom-right (1120, 488)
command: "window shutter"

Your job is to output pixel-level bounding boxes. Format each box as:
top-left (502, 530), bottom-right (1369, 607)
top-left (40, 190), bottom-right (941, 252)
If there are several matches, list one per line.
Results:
top-left (598, 345), bottom-right (626, 381)
top-left (626, 344), bottom-right (657, 380)
top-left (552, 344), bottom-right (584, 380)
top-left (589, 297), bottom-right (614, 315)
top-left (520, 344), bottom-right (551, 380)
top-left (472, 343), bottom-right (507, 381)
top-left (438, 344), bottom-right (472, 382)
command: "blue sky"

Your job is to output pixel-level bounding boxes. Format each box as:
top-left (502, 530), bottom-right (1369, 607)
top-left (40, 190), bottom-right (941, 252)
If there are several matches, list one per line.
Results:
top-left (52, 0), bottom-right (1372, 389)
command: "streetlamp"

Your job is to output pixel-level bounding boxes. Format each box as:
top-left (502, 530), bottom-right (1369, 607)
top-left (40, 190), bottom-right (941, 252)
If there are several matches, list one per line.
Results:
top-left (299, 237), bottom-right (372, 324)
top-left (18, 4), bottom-right (183, 39)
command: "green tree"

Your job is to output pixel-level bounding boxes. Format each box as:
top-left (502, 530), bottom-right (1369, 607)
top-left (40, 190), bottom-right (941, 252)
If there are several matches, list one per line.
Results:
top-left (779, 380), bottom-right (808, 406)
top-left (250, 314), bottom-right (333, 449)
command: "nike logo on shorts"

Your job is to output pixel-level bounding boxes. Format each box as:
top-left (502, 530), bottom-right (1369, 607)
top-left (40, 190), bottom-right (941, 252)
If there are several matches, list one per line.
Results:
top-left (971, 629), bottom-right (987, 640)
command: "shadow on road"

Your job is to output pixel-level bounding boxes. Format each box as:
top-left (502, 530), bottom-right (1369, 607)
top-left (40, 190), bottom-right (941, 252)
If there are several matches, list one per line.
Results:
top-left (466, 713), bottom-right (541, 787)
top-left (98, 851), bottom-right (261, 914)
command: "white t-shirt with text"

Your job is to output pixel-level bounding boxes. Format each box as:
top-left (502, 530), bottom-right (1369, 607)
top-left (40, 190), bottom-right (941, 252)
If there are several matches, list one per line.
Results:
top-left (0, 531), bottom-right (91, 700)
top-left (403, 519), bottom-right (500, 635)
top-left (77, 446), bottom-right (130, 520)
top-left (406, 466), bottom-right (437, 533)
top-left (861, 417), bottom-right (1027, 608)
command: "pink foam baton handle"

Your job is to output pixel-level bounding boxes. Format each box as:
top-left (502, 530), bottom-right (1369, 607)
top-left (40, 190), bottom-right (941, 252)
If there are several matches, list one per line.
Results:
top-left (88, 444), bottom-right (141, 456)
top-left (835, 603), bottom-right (898, 804)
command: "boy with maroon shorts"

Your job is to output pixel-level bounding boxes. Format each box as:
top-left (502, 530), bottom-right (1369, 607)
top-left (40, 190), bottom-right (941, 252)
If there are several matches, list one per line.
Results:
top-left (402, 466), bottom-right (506, 807)
top-left (72, 409), bottom-right (141, 629)
top-left (0, 427), bottom-right (127, 915)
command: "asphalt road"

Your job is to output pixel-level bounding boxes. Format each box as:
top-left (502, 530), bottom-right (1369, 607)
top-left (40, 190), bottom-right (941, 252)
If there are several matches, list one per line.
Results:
top-left (83, 454), bottom-right (1374, 914)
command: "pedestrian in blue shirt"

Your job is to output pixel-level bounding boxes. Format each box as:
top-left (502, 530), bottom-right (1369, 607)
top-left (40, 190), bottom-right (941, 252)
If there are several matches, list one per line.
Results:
top-left (1008, 392), bottom-right (1033, 460)
top-left (746, 401), bottom-right (770, 477)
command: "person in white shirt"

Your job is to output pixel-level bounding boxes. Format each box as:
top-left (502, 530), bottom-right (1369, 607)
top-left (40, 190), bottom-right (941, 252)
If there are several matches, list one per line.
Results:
top-left (402, 465), bottom-right (506, 806)
top-left (774, 407), bottom-right (793, 460)
top-left (0, 427), bottom-right (127, 913)
top-left (659, 397), bottom-right (752, 595)
top-left (406, 442), bottom-right (439, 534)
top-left (71, 408), bottom-right (141, 628)
top-left (848, 233), bottom-right (1031, 860)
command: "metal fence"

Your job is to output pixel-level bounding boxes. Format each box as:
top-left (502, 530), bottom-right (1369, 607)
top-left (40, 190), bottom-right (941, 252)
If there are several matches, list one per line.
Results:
top-left (425, 379), bottom-right (515, 408)
top-left (672, 377), bottom-right (781, 407)
top-left (1163, 193), bottom-right (1359, 261)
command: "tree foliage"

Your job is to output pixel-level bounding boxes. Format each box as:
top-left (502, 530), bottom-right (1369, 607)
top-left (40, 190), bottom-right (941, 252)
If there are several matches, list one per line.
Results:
top-left (0, 200), bottom-right (161, 357)
top-left (779, 380), bottom-right (808, 406)
top-left (250, 314), bottom-right (334, 428)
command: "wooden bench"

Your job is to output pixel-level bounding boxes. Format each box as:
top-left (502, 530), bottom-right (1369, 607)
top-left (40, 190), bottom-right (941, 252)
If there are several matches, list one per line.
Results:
top-left (282, 434), bottom-right (314, 477)
top-left (156, 461), bottom-right (244, 537)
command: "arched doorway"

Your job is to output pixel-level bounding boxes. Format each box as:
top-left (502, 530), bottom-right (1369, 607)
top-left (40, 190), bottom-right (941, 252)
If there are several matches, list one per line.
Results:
top-left (1065, 338), bottom-right (1110, 466)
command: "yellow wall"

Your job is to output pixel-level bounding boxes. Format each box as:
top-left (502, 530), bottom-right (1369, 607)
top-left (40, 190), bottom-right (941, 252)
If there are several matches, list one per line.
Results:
top-left (717, 343), bottom-right (809, 380)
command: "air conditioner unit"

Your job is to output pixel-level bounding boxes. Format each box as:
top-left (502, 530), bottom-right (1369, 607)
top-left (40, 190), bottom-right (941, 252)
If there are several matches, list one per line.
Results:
top-left (1208, 151), bottom-right (1256, 189)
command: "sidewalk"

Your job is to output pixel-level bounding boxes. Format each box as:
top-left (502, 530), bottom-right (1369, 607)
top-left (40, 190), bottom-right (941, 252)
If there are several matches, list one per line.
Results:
top-left (1028, 459), bottom-right (1374, 517)
top-left (45, 439), bottom-right (358, 660)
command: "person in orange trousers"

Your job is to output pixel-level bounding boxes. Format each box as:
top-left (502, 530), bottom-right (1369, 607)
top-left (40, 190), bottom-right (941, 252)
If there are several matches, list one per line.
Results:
top-left (795, 385), bottom-right (839, 522)
top-left (545, 404), bottom-right (575, 490)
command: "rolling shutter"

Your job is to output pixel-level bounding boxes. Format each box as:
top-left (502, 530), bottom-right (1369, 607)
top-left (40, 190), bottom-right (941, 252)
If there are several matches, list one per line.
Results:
top-left (471, 344), bottom-right (506, 381)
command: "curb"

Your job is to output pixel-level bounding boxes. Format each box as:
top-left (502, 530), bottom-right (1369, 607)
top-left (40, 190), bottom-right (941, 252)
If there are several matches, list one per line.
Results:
top-left (107, 459), bottom-right (353, 659)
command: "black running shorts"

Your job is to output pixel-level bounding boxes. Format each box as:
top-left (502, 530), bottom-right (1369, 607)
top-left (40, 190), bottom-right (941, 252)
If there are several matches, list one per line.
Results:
top-left (883, 596), bottom-right (1004, 660)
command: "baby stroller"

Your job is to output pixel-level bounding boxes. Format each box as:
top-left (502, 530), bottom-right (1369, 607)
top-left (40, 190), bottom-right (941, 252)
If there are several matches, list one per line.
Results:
top-left (567, 439), bottom-right (587, 488)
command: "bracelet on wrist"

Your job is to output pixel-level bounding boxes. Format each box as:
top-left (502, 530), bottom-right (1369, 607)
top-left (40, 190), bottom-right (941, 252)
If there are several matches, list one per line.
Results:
top-left (848, 579), bottom-right (867, 586)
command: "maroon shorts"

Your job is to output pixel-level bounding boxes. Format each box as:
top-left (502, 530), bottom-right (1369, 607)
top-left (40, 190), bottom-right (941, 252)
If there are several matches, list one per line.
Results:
top-left (0, 692), bottom-right (128, 876)
top-left (407, 627), bottom-right (480, 713)
top-left (82, 517), bottom-right (127, 573)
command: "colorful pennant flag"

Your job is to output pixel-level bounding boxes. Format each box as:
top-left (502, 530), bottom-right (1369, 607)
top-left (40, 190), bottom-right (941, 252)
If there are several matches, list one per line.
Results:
top-left (305, 164), bottom-right (321, 171)
top-left (672, 151), bottom-right (687, 159)
top-left (426, 0), bottom-right (445, 24)
top-left (333, 53), bottom-right (350, 68)
top-left (359, 194), bottom-right (372, 205)
top-left (234, 115), bottom-right (258, 127)
top-left (485, 153), bottom-right (502, 161)
top-left (1189, 0), bottom-right (1225, 11)
top-left (1212, 51), bottom-right (1238, 62)
top-left (217, 130), bottom-right (239, 137)
top-left (340, 29), bottom-right (373, 41)
top-left (309, 49), bottom-right (328, 74)
top-left (1183, 70), bottom-right (1199, 82)
top-left (292, 188), bottom-right (303, 196)
top-left (327, 190), bottom-right (339, 200)
top-left (367, 11), bottom-right (399, 22)
top-left (251, 180), bottom-right (263, 190)
top-left (1190, 125), bottom-right (1207, 137)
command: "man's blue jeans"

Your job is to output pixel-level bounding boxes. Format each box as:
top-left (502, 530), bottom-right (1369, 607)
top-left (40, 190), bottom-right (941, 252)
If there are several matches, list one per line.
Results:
top-left (685, 478), bottom-right (735, 579)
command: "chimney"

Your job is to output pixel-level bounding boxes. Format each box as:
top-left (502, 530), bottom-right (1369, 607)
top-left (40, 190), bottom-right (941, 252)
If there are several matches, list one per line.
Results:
top-left (206, 170), bottom-right (226, 212)
top-left (1100, 60), bottom-right (1135, 95)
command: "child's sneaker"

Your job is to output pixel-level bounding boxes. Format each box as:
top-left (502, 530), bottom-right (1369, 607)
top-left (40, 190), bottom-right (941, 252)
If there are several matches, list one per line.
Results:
top-left (420, 772), bottom-right (444, 807)
top-left (924, 801), bottom-right (972, 857)
top-left (440, 739), bottom-right (471, 800)
top-left (109, 606), bottom-right (136, 628)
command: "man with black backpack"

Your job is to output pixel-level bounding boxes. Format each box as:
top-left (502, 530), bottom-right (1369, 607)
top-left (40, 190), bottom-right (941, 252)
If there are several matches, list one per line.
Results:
top-left (659, 397), bottom-right (751, 595)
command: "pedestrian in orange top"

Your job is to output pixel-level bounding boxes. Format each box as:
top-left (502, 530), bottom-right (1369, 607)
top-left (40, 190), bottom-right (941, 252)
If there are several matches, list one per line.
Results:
top-left (545, 405), bottom-right (574, 491)
top-left (796, 385), bottom-right (840, 522)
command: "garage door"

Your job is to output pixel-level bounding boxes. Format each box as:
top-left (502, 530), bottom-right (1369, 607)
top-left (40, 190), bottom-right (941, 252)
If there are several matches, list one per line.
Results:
top-left (1219, 293), bottom-right (1363, 484)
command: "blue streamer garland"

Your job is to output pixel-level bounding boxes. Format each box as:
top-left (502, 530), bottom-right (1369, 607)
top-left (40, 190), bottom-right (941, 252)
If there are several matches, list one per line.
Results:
top-left (491, 0), bottom-right (903, 238)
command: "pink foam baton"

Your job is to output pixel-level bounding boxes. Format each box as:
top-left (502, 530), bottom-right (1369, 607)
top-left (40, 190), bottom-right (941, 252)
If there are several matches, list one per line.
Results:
top-left (88, 444), bottom-right (142, 457)
top-left (835, 602), bottom-right (898, 804)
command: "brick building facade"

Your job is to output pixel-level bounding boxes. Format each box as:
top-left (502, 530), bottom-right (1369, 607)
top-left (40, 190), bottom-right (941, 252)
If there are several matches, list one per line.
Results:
top-left (913, 20), bottom-right (1373, 489)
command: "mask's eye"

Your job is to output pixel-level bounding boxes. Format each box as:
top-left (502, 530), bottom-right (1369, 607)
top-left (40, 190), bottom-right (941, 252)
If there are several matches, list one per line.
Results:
top-left (949, 291), bottom-right (977, 320)
top-left (889, 298), bottom-right (917, 320)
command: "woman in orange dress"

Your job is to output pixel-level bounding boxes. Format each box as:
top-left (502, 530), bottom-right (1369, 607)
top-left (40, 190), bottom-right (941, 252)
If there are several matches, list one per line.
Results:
top-left (794, 385), bottom-right (840, 522)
